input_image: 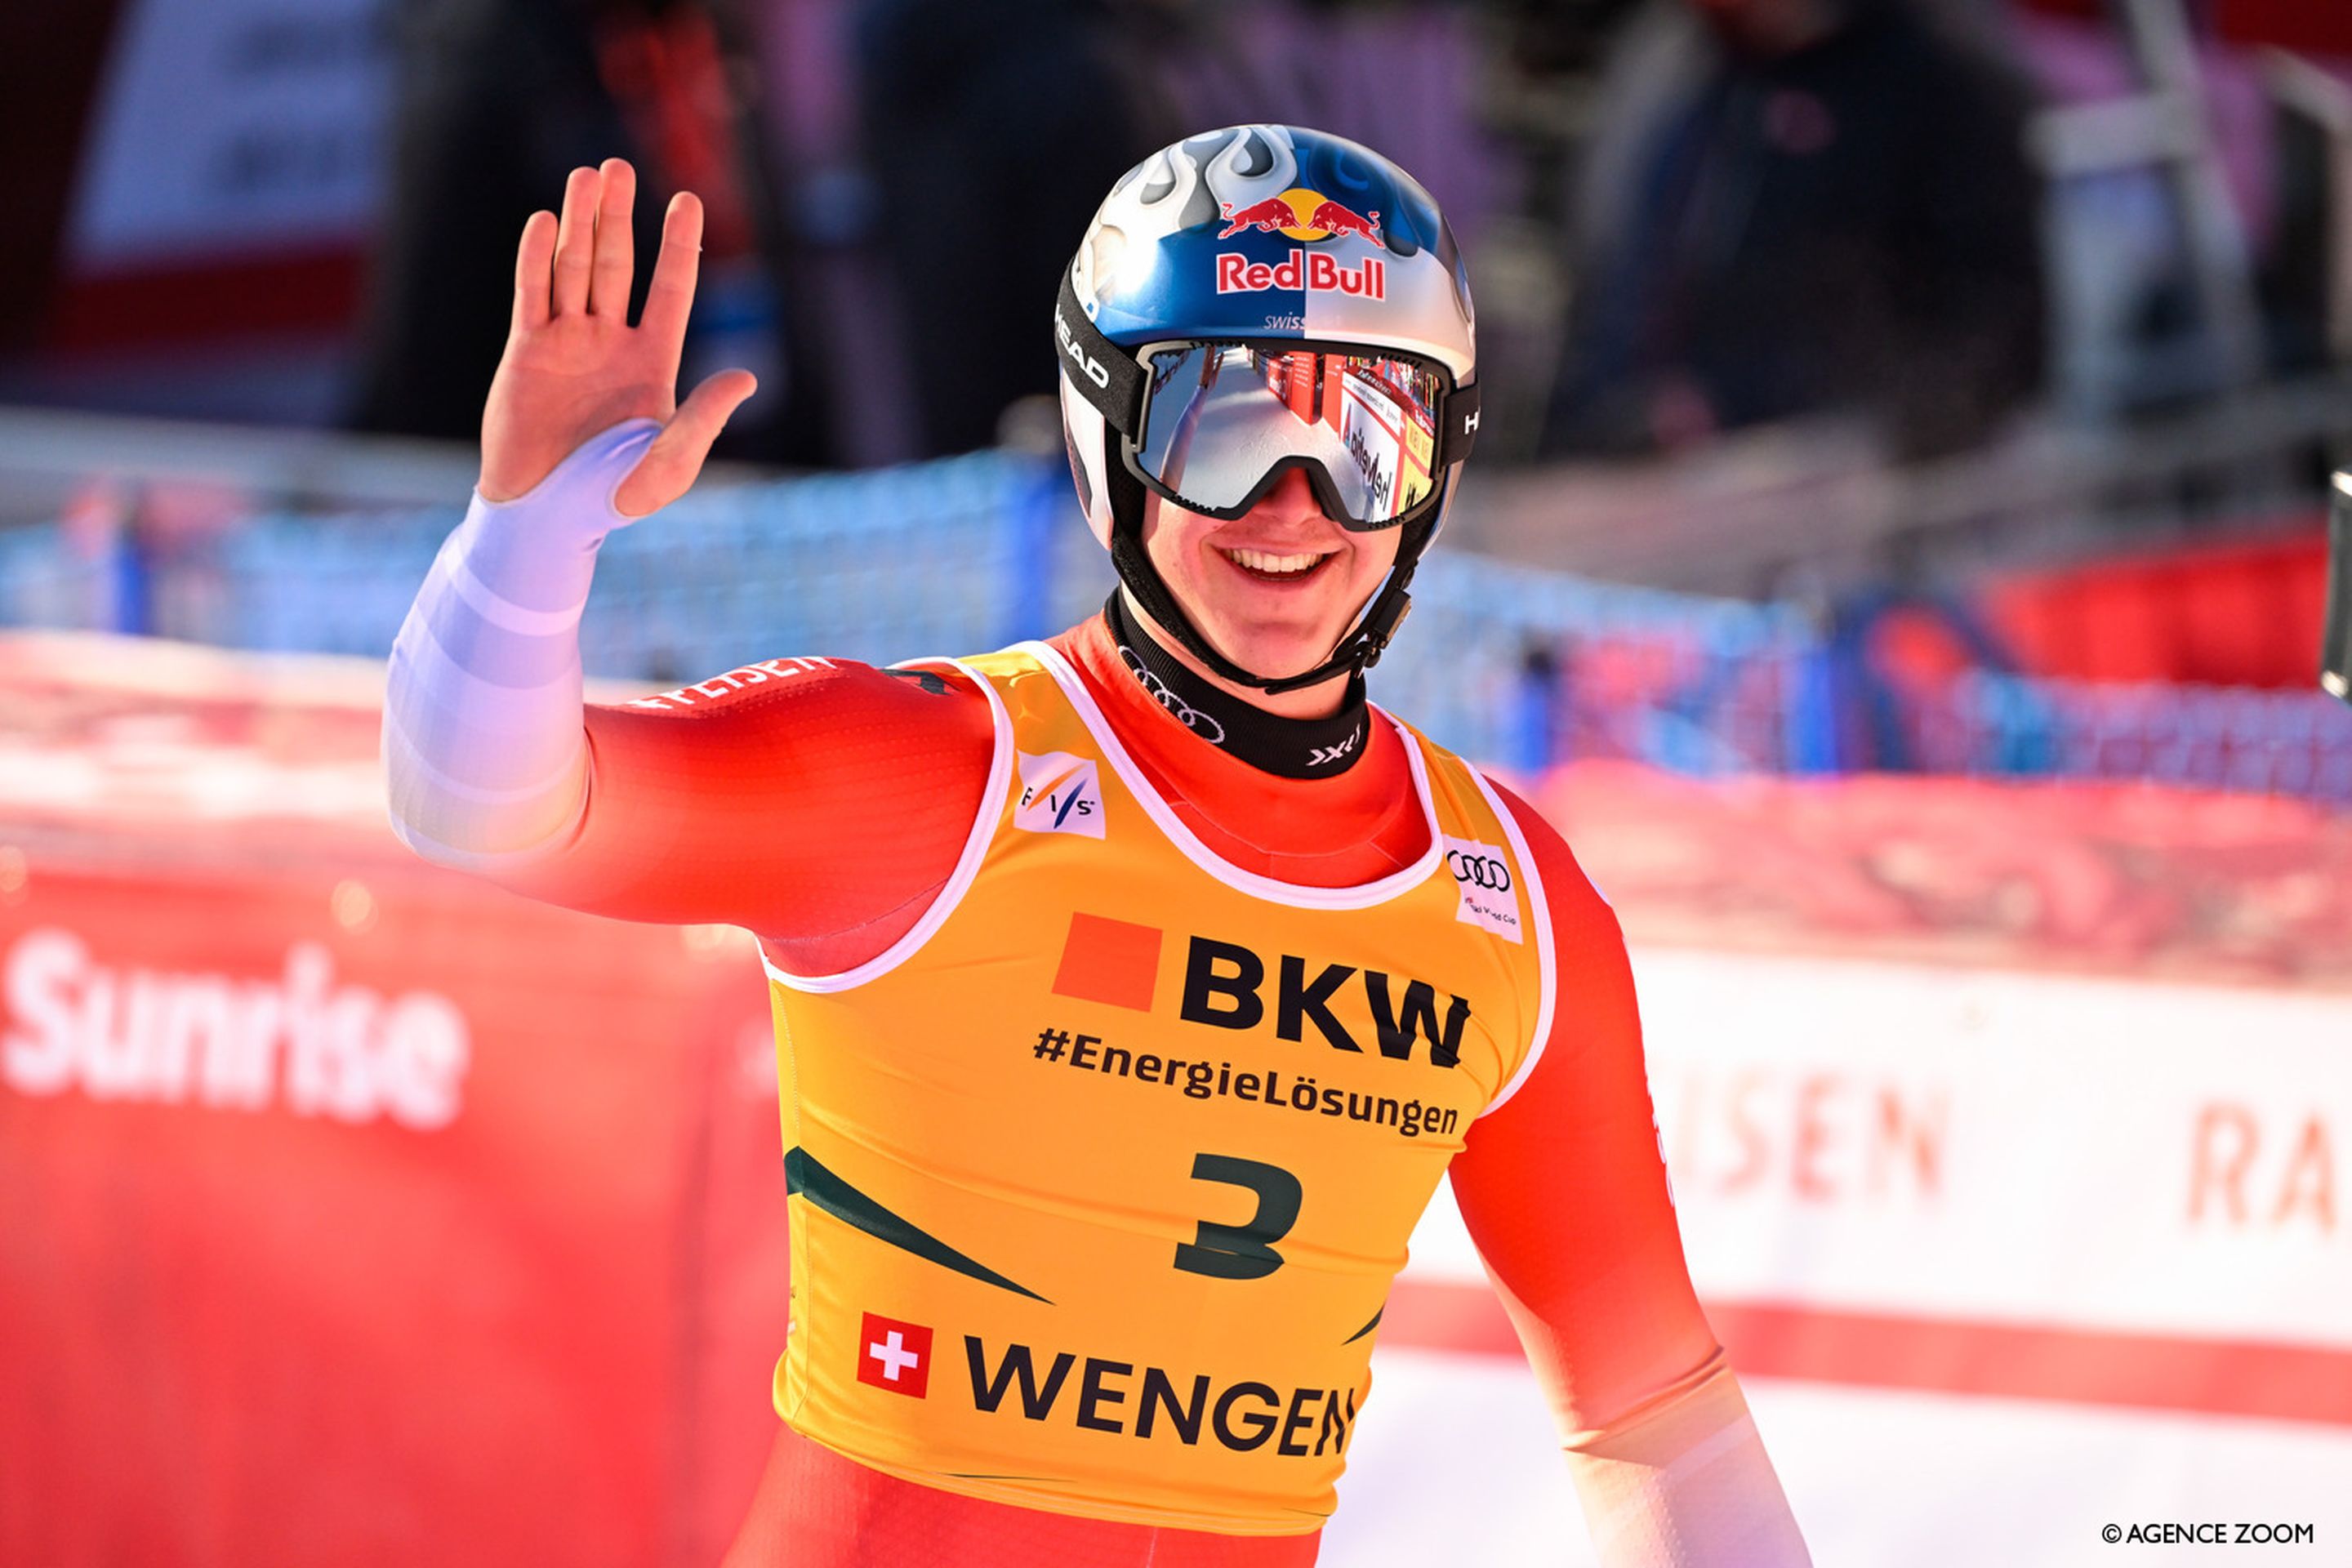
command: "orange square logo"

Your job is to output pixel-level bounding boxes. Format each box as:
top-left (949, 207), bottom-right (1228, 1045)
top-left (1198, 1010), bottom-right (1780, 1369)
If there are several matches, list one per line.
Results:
top-left (1051, 913), bottom-right (1162, 1012)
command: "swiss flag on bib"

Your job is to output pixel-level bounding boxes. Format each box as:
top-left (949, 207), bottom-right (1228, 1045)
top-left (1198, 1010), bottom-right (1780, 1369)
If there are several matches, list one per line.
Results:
top-left (856, 1312), bottom-right (933, 1397)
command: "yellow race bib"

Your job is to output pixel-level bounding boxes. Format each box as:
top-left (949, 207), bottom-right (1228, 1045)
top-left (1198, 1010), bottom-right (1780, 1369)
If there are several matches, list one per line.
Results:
top-left (760, 643), bottom-right (1554, 1535)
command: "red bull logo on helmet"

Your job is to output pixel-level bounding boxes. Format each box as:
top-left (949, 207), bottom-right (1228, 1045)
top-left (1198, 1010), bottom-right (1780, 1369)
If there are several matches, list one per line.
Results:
top-left (1218, 189), bottom-right (1383, 244)
top-left (1214, 187), bottom-right (1387, 300)
top-left (1216, 251), bottom-right (1386, 300)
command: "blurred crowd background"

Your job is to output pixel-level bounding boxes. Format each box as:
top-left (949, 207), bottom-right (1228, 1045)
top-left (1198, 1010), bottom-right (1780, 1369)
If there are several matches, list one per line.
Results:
top-left (8, 0), bottom-right (2350, 457)
top-left (3, 0), bottom-right (2351, 791)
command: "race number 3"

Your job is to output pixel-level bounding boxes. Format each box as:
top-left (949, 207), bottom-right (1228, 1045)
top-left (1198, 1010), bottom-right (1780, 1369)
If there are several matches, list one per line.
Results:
top-left (1175, 1153), bottom-right (1302, 1280)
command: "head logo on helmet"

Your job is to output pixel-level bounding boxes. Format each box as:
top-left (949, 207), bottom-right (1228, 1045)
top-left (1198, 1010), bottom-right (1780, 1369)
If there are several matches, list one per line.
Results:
top-left (1054, 305), bottom-right (1111, 390)
top-left (1053, 124), bottom-right (1479, 697)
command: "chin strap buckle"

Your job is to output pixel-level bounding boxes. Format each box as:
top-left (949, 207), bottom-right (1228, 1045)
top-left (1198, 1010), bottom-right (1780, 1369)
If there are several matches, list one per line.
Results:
top-left (1352, 586), bottom-right (1414, 674)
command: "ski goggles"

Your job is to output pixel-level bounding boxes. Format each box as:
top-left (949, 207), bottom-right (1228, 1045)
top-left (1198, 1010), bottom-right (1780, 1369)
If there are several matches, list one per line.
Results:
top-left (1057, 274), bottom-right (1479, 530)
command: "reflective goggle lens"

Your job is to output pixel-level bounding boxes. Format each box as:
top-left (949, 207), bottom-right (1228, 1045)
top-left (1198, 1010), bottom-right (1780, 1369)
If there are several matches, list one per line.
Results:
top-left (1133, 344), bottom-right (1446, 526)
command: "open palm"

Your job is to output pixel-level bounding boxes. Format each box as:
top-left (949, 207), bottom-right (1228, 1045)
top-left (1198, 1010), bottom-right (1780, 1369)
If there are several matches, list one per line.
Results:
top-left (479, 158), bottom-right (757, 518)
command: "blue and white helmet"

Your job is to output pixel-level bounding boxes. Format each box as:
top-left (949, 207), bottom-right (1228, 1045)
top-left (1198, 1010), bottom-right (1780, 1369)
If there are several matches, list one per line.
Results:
top-left (1054, 123), bottom-right (1479, 693)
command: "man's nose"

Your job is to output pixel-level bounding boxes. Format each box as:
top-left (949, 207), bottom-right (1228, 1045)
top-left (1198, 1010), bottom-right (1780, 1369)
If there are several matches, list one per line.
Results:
top-left (1254, 466), bottom-right (1325, 525)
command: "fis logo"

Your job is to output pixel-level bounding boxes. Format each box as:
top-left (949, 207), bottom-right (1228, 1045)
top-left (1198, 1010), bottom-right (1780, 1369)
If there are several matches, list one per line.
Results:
top-left (1015, 751), bottom-right (1104, 839)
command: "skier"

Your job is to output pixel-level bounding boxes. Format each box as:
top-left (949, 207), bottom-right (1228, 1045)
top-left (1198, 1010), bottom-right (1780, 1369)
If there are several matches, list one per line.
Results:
top-left (385, 127), bottom-right (1811, 1566)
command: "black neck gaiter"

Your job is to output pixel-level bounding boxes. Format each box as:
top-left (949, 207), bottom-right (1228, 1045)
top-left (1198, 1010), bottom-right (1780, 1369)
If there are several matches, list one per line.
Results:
top-left (1102, 593), bottom-right (1370, 779)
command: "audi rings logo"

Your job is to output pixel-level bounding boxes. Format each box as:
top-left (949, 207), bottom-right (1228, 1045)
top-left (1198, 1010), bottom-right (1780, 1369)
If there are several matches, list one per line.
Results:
top-left (1118, 647), bottom-right (1228, 746)
top-left (1445, 835), bottom-right (1522, 942)
top-left (1447, 849), bottom-right (1512, 893)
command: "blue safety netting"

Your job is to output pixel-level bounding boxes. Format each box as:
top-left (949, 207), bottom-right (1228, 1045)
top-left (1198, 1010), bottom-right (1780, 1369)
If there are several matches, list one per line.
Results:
top-left (3, 448), bottom-right (2348, 802)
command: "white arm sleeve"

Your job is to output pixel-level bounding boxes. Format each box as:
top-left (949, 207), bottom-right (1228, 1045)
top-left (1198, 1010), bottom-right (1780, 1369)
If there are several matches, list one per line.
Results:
top-left (381, 420), bottom-right (659, 872)
top-left (1565, 1352), bottom-right (1813, 1567)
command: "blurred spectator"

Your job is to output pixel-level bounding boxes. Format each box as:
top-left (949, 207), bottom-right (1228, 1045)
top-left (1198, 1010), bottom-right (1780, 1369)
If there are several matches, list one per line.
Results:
top-left (852, 0), bottom-right (1160, 457)
top-left (350, 0), bottom-right (832, 462)
top-left (350, 0), bottom-right (655, 442)
top-left (0, 3), bottom-right (120, 359)
top-left (1541, 0), bottom-right (2047, 461)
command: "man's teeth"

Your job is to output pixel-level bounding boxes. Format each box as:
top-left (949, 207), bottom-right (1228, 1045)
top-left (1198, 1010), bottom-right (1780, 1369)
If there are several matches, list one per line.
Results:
top-left (1224, 548), bottom-right (1326, 575)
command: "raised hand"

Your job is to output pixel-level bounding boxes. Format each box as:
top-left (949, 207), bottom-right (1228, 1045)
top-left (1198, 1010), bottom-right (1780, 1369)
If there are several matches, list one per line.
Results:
top-left (479, 158), bottom-right (758, 518)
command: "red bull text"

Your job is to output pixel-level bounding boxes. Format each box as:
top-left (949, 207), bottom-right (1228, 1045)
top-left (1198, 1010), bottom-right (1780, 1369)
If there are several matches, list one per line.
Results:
top-left (1215, 251), bottom-right (1387, 300)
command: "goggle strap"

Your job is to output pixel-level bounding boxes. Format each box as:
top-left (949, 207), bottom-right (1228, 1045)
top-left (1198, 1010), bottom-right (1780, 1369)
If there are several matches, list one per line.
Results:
top-left (1055, 270), bottom-right (1145, 440)
top-left (1439, 378), bottom-right (1480, 466)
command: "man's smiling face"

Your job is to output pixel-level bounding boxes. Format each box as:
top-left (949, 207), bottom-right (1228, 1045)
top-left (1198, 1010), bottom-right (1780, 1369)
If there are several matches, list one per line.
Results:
top-left (1139, 466), bottom-right (1401, 687)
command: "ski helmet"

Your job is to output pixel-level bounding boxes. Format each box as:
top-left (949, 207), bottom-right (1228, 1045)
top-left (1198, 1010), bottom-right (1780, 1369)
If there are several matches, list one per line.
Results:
top-left (1054, 123), bottom-right (1480, 694)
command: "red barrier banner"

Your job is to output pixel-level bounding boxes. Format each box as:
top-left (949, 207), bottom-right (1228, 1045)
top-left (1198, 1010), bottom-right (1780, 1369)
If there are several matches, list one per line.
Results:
top-left (0, 635), bottom-right (786, 1566)
top-left (1526, 759), bottom-right (2352, 988)
top-left (1980, 526), bottom-right (2328, 691)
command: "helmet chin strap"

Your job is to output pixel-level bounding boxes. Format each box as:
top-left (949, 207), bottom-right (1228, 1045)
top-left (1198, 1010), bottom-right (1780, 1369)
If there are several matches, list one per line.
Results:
top-left (1104, 501), bottom-right (1428, 697)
